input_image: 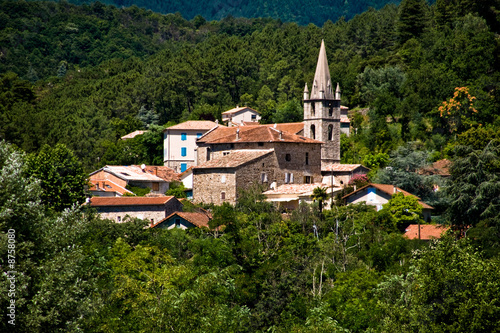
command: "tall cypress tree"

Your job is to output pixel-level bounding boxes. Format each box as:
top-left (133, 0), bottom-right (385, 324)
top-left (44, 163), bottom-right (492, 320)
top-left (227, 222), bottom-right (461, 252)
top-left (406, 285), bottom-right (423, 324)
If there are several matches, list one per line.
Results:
top-left (396, 0), bottom-right (429, 44)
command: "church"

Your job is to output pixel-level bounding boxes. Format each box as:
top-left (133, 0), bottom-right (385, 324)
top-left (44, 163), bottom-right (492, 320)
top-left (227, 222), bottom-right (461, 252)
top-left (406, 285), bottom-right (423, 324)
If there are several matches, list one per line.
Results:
top-left (188, 40), bottom-right (348, 205)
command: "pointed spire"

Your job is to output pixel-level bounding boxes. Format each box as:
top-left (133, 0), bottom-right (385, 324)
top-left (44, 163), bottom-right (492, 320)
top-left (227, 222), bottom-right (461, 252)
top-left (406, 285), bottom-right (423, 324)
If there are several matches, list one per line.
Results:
top-left (335, 82), bottom-right (341, 100)
top-left (303, 83), bottom-right (309, 100)
top-left (311, 40), bottom-right (334, 99)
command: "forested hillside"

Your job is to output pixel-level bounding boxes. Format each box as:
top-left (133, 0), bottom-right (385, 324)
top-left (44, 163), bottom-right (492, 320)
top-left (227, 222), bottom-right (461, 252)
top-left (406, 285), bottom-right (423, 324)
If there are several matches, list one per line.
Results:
top-left (38, 0), bottom-right (407, 26)
top-left (2, 0), bottom-right (499, 171)
top-left (2, 1), bottom-right (500, 332)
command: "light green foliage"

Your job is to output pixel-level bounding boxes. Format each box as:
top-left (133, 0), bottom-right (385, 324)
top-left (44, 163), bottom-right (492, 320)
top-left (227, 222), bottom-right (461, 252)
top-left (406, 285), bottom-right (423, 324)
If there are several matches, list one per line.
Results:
top-left (380, 192), bottom-right (423, 230)
top-left (362, 152), bottom-right (389, 170)
top-left (165, 180), bottom-right (188, 198)
top-left (272, 99), bottom-right (303, 124)
top-left (26, 143), bottom-right (88, 212)
top-left (378, 238), bottom-right (500, 332)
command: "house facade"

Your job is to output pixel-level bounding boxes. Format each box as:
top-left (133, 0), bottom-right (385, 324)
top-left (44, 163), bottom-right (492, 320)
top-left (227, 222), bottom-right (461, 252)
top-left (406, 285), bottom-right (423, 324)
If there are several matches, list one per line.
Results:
top-left (163, 120), bottom-right (221, 173)
top-left (222, 106), bottom-right (261, 125)
top-left (89, 196), bottom-right (183, 224)
top-left (321, 164), bottom-right (370, 186)
top-left (342, 183), bottom-right (434, 221)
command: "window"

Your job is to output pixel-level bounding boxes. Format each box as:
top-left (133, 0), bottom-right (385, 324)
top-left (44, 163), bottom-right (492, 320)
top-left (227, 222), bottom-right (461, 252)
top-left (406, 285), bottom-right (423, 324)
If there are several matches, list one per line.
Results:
top-left (328, 102), bottom-right (334, 117)
top-left (206, 148), bottom-right (211, 161)
top-left (328, 124), bottom-right (333, 141)
top-left (221, 175), bottom-right (226, 183)
top-left (223, 151), bottom-right (230, 156)
top-left (285, 173), bottom-right (294, 184)
top-left (311, 103), bottom-right (315, 116)
top-left (181, 147), bottom-right (187, 157)
top-left (258, 142), bottom-right (264, 146)
top-left (152, 182), bottom-right (159, 191)
top-left (221, 192), bottom-right (226, 200)
top-left (305, 152), bottom-right (309, 165)
top-left (117, 216), bottom-right (121, 222)
top-left (181, 133), bottom-right (187, 141)
top-left (285, 153), bottom-right (291, 162)
top-left (175, 218), bottom-right (181, 228)
top-left (196, 132), bottom-right (202, 138)
top-left (304, 176), bottom-right (312, 184)
top-left (180, 163), bottom-right (187, 172)
top-left (251, 114), bottom-right (257, 120)
top-left (310, 125), bottom-right (315, 139)
top-left (261, 172), bottom-right (268, 183)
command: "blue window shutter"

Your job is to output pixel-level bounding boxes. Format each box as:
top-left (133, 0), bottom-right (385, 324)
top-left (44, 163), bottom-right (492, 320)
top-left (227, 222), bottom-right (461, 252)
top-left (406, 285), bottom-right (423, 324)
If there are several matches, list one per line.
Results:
top-left (181, 147), bottom-right (187, 156)
top-left (181, 163), bottom-right (187, 172)
top-left (181, 133), bottom-right (187, 141)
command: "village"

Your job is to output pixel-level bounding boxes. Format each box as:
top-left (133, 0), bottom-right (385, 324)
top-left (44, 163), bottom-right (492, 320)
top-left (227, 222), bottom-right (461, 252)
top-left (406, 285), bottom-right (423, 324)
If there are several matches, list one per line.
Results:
top-left (87, 41), bottom-right (447, 240)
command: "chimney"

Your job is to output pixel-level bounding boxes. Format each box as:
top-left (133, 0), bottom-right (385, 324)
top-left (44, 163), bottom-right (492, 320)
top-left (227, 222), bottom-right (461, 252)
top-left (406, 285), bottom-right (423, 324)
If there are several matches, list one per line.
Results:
top-left (279, 130), bottom-right (283, 140)
top-left (154, 167), bottom-right (157, 176)
top-left (141, 164), bottom-right (146, 172)
top-left (236, 128), bottom-right (240, 140)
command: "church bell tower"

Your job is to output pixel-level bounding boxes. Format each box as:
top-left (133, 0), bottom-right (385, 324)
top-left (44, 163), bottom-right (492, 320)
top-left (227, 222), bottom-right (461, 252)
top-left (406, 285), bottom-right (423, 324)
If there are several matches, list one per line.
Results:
top-left (303, 40), bottom-right (341, 166)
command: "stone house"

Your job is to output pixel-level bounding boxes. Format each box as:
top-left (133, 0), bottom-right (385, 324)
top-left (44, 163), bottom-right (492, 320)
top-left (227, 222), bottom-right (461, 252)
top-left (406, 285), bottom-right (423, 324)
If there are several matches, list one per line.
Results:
top-left (321, 164), bottom-right (370, 187)
top-left (222, 106), bottom-right (261, 125)
top-left (342, 183), bottom-right (434, 222)
top-left (89, 165), bottom-right (174, 196)
top-left (193, 125), bottom-right (323, 205)
top-left (89, 196), bottom-right (183, 224)
top-left (163, 120), bottom-right (222, 173)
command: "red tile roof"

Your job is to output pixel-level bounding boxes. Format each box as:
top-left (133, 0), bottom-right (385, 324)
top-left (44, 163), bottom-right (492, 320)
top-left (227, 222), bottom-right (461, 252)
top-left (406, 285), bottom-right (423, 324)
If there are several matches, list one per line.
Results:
top-left (322, 164), bottom-right (369, 172)
top-left (165, 120), bottom-right (221, 131)
top-left (132, 165), bottom-right (179, 182)
top-left (152, 211), bottom-right (212, 228)
top-left (197, 124), bottom-right (320, 144)
top-left (195, 150), bottom-right (273, 169)
top-left (405, 224), bottom-right (449, 240)
top-left (342, 183), bottom-right (434, 210)
top-left (340, 117), bottom-right (350, 123)
top-left (263, 183), bottom-right (331, 195)
top-left (89, 179), bottom-right (133, 196)
top-left (89, 196), bottom-right (176, 207)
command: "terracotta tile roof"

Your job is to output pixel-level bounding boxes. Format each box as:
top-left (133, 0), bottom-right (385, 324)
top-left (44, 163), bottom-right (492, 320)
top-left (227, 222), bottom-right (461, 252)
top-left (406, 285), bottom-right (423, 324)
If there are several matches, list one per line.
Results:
top-left (152, 211), bottom-right (212, 228)
top-left (222, 106), bottom-right (260, 115)
top-left (195, 149), bottom-right (274, 169)
top-left (132, 165), bottom-right (179, 182)
top-left (90, 165), bottom-right (167, 182)
top-left (197, 124), bottom-right (320, 144)
top-left (342, 183), bottom-right (434, 210)
top-left (263, 122), bottom-right (304, 134)
top-left (418, 159), bottom-right (451, 177)
top-left (322, 164), bottom-right (369, 172)
top-left (89, 196), bottom-right (176, 207)
top-left (89, 179), bottom-right (133, 196)
top-left (405, 224), bottom-right (449, 240)
top-left (121, 130), bottom-right (148, 140)
top-left (164, 120), bottom-right (221, 131)
top-left (340, 117), bottom-right (350, 123)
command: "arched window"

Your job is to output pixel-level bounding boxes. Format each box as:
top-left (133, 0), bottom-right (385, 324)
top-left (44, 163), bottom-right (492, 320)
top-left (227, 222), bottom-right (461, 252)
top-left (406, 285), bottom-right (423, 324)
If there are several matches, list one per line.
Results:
top-left (310, 125), bottom-right (315, 139)
top-left (328, 125), bottom-right (333, 141)
top-left (311, 103), bottom-right (315, 116)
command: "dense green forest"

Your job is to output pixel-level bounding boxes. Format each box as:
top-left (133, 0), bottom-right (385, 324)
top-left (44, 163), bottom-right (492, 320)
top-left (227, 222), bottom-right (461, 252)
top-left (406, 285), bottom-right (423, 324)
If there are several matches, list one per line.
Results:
top-left (36, 0), bottom-right (408, 26)
top-left (1, 0), bottom-right (500, 331)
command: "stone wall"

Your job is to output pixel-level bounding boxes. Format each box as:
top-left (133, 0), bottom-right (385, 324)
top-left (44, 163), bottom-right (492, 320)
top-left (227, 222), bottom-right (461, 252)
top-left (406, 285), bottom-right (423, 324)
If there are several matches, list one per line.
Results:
top-left (273, 142), bottom-right (322, 185)
top-left (193, 169), bottom-right (237, 205)
top-left (97, 205), bottom-right (168, 224)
